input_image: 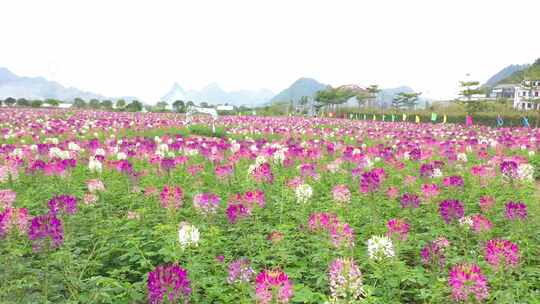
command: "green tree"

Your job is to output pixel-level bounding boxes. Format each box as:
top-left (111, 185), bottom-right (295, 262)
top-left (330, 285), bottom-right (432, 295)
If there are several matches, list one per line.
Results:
top-left (4, 97), bottom-right (16, 107)
top-left (299, 96), bottom-right (309, 106)
top-left (459, 81), bottom-right (483, 101)
top-left (101, 100), bottom-right (113, 109)
top-left (116, 99), bottom-right (126, 110)
top-left (30, 100), bottom-right (43, 108)
top-left (16, 98), bottom-right (29, 107)
top-left (73, 98), bottom-right (86, 108)
top-left (89, 99), bottom-right (101, 109)
top-left (315, 85), bottom-right (365, 112)
top-left (155, 101), bottom-right (169, 112)
top-left (458, 81), bottom-right (485, 113)
top-left (172, 100), bottom-right (185, 113)
top-left (44, 99), bottom-right (60, 107)
top-left (126, 100), bottom-right (143, 112)
top-left (392, 92), bottom-right (422, 109)
top-left (367, 84), bottom-right (381, 108)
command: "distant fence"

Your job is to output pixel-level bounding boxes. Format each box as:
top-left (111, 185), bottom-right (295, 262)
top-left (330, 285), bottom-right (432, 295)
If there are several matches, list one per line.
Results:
top-left (323, 112), bottom-right (539, 128)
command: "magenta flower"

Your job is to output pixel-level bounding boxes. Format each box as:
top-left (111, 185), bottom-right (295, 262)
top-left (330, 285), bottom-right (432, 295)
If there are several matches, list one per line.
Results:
top-left (421, 183), bottom-right (439, 199)
top-left (386, 186), bottom-right (400, 199)
top-left (505, 201), bottom-right (527, 220)
top-left (226, 203), bottom-right (250, 224)
top-left (360, 169), bottom-right (382, 194)
top-left (215, 164), bottom-right (233, 179)
top-left (192, 192), bottom-right (221, 214)
top-left (448, 263), bottom-right (489, 302)
top-left (147, 264), bottom-right (191, 304)
top-left (400, 193), bottom-right (420, 209)
top-left (255, 269), bottom-right (293, 304)
top-left (227, 258), bottom-right (255, 284)
top-left (160, 185), bottom-right (184, 209)
top-left (479, 196), bottom-right (495, 212)
top-left (386, 218), bottom-right (410, 241)
top-left (332, 184), bottom-right (351, 203)
top-left (484, 239), bottom-right (520, 269)
top-left (0, 189), bottom-right (16, 209)
top-left (421, 237), bottom-right (450, 268)
top-left (442, 176), bottom-right (464, 188)
top-left (251, 163), bottom-right (274, 184)
top-left (28, 213), bottom-right (64, 252)
top-left (243, 190), bottom-right (266, 209)
top-left (439, 199), bottom-right (464, 224)
top-left (48, 195), bottom-right (78, 215)
top-left (0, 208), bottom-right (28, 238)
top-left (470, 214), bottom-right (492, 233)
top-left (500, 160), bottom-right (518, 179)
top-left (308, 212), bottom-right (339, 232)
top-left (328, 222), bottom-right (355, 248)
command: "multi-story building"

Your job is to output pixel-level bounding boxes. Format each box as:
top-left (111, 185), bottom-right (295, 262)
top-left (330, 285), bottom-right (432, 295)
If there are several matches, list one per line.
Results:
top-left (489, 84), bottom-right (517, 99)
top-left (514, 80), bottom-right (540, 110)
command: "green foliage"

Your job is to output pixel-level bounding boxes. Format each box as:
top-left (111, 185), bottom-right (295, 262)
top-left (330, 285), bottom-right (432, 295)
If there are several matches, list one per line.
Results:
top-left (4, 97), bottom-right (16, 106)
top-left (30, 99), bottom-right (43, 108)
top-left (187, 124), bottom-right (227, 138)
top-left (173, 100), bottom-right (186, 113)
top-left (73, 98), bottom-right (86, 108)
top-left (500, 58), bottom-right (540, 84)
top-left (392, 92), bottom-right (422, 109)
top-left (115, 99), bottom-right (126, 110)
top-left (126, 100), bottom-right (143, 112)
top-left (101, 100), bottom-right (113, 109)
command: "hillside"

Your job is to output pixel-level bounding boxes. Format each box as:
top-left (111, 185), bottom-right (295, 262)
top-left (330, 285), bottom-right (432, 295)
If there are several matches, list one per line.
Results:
top-left (498, 58), bottom-right (540, 84)
top-left (269, 78), bottom-right (327, 104)
top-left (484, 64), bottom-right (528, 87)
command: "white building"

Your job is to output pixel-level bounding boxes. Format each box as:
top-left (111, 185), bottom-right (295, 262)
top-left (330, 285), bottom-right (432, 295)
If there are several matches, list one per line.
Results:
top-left (514, 80), bottom-right (540, 110)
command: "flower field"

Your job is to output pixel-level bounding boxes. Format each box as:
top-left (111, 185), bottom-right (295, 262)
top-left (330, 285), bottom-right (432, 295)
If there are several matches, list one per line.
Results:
top-left (1, 108), bottom-right (539, 303)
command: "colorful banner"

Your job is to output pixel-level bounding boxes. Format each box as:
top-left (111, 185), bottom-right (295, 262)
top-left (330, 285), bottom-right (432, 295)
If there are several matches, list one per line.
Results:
top-left (402, 113), bottom-right (407, 121)
top-left (443, 115), bottom-right (447, 124)
top-left (391, 114), bottom-right (395, 122)
top-left (431, 112), bottom-right (437, 121)
top-left (415, 115), bottom-right (420, 123)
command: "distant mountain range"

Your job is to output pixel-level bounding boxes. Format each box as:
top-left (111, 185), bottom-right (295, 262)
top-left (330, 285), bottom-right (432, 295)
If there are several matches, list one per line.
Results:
top-left (1, 66), bottom-right (425, 107)
top-left (0, 67), bottom-right (136, 102)
top-left (269, 77), bottom-right (425, 108)
top-left (161, 82), bottom-right (274, 106)
top-left (483, 64), bottom-right (529, 87)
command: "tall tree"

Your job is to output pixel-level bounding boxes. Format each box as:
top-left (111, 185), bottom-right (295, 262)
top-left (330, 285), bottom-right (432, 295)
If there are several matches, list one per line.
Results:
top-left (30, 100), bottom-right (43, 108)
top-left (155, 101), bottom-right (169, 112)
top-left (4, 97), bottom-right (16, 107)
top-left (392, 92), bottom-right (422, 109)
top-left (458, 81), bottom-right (485, 113)
top-left (73, 98), bottom-right (87, 108)
top-left (172, 100), bottom-right (185, 113)
top-left (315, 85), bottom-right (365, 112)
top-left (89, 99), bottom-right (101, 109)
top-left (16, 98), bottom-right (29, 107)
top-left (459, 81), bottom-right (483, 101)
top-left (101, 100), bottom-right (113, 109)
top-left (44, 99), bottom-right (60, 107)
top-left (126, 100), bottom-right (143, 112)
top-left (116, 99), bottom-right (126, 110)
top-left (366, 84), bottom-right (381, 108)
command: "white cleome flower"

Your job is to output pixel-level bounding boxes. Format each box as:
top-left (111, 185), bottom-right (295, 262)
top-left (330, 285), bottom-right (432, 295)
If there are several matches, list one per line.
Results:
top-left (178, 222), bottom-right (200, 248)
top-left (88, 156), bottom-right (103, 173)
top-left (367, 235), bottom-right (395, 261)
top-left (295, 184), bottom-right (313, 204)
top-left (116, 152), bottom-right (127, 160)
top-left (517, 163), bottom-right (534, 182)
top-left (457, 153), bottom-right (468, 162)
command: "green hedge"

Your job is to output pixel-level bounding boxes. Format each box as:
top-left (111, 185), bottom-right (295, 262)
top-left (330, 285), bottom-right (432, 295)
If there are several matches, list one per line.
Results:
top-left (343, 112), bottom-right (539, 127)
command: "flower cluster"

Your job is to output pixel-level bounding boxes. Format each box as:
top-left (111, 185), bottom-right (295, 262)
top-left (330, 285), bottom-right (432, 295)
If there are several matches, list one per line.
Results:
top-left (192, 192), bottom-right (220, 214)
top-left (160, 185), bottom-right (184, 209)
top-left (439, 199), bottom-right (464, 224)
top-left (386, 218), bottom-right (410, 241)
top-left (332, 184), bottom-right (351, 203)
top-left (28, 213), bottom-right (64, 252)
top-left (328, 258), bottom-right (365, 302)
top-left (505, 201), bottom-right (527, 220)
top-left (421, 237), bottom-right (450, 268)
top-left (48, 195), bottom-right (78, 215)
top-left (308, 213), bottom-right (354, 248)
top-left (484, 239), bottom-right (520, 269)
top-left (178, 222), bottom-right (200, 248)
top-left (367, 235), bottom-right (395, 261)
top-left (400, 193), bottom-right (420, 209)
top-left (294, 183), bottom-right (313, 204)
top-left (147, 264), bottom-right (191, 304)
top-left (448, 263), bottom-right (489, 302)
top-left (227, 258), bottom-right (255, 284)
top-left (0, 207), bottom-right (28, 238)
top-left (254, 269), bottom-right (293, 304)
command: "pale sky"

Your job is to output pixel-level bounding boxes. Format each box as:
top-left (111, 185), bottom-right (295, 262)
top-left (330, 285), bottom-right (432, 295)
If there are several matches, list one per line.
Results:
top-left (1, 0), bottom-right (539, 102)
